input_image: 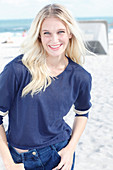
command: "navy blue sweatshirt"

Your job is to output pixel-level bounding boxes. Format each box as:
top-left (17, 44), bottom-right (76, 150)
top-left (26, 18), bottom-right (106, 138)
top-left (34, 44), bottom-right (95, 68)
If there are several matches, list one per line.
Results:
top-left (0, 55), bottom-right (92, 149)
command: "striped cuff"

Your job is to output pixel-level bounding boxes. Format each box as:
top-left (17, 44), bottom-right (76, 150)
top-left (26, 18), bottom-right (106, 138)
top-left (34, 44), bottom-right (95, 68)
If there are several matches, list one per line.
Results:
top-left (75, 113), bottom-right (89, 118)
top-left (0, 110), bottom-right (9, 116)
top-left (74, 108), bottom-right (90, 115)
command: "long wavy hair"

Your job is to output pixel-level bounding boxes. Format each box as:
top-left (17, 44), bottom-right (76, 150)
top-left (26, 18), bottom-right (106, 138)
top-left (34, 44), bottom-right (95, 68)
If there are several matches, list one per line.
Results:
top-left (21, 4), bottom-right (87, 96)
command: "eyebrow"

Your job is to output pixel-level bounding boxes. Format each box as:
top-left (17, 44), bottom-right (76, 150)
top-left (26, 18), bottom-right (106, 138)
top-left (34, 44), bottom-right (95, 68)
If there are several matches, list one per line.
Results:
top-left (42, 29), bottom-right (66, 32)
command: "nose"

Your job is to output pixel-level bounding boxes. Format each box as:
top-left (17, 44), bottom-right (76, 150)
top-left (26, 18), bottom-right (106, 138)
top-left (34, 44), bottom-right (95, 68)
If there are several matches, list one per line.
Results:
top-left (51, 34), bottom-right (59, 43)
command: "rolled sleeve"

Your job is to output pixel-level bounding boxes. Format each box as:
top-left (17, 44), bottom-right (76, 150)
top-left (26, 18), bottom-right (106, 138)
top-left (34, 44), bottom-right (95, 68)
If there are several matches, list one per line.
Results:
top-left (74, 73), bottom-right (92, 118)
top-left (0, 62), bottom-right (19, 123)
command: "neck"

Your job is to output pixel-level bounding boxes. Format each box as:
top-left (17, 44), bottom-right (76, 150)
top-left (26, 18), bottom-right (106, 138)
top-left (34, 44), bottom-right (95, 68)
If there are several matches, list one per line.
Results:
top-left (46, 55), bottom-right (68, 77)
top-left (46, 55), bottom-right (67, 67)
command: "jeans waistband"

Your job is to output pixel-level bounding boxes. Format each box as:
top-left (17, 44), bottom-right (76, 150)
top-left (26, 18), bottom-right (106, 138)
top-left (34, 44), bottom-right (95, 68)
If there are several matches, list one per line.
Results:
top-left (8, 139), bottom-right (69, 159)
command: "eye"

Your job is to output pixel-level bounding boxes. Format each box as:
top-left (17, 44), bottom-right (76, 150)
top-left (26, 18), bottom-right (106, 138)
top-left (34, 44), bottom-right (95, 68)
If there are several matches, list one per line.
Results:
top-left (44, 32), bottom-right (50, 35)
top-left (58, 30), bottom-right (65, 34)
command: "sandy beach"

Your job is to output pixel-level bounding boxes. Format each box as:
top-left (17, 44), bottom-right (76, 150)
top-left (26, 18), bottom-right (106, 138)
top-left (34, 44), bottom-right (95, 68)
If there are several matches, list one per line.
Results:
top-left (0, 36), bottom-right (113, 170)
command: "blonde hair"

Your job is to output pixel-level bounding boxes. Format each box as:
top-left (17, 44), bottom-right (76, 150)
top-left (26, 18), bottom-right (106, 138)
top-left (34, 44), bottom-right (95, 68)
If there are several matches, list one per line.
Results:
top-left (21, 4), bottom-right (87, 96)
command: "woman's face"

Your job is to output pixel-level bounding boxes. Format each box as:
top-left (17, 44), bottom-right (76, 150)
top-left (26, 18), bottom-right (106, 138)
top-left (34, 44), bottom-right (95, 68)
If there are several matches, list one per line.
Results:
top-left (40, 17), bottom-right (71, 59)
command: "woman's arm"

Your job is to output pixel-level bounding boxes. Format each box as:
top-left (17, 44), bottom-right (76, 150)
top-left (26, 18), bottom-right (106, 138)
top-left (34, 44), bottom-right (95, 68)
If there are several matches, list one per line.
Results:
top-left (53, 116), bottom-right (87, 170)
top-left (68, 116), bottom-right (87, 152)
top-left (0, 124), bottom-right (25, 170)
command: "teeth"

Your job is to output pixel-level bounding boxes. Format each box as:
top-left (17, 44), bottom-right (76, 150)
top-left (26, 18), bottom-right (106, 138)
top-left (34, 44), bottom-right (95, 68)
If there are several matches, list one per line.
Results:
top-left (49, 45), bottom-right (61, 48)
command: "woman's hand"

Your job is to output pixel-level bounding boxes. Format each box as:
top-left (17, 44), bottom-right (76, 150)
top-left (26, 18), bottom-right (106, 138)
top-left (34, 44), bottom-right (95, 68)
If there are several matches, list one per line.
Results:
top-left (52, 145), bottom-right (74, 170)
top-left (6, 163), bottom-right (25, 170)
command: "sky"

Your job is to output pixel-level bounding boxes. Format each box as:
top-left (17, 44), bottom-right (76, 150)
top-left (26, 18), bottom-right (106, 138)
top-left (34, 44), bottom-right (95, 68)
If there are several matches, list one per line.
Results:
top-left (0, 0), bottom-right (113, 20)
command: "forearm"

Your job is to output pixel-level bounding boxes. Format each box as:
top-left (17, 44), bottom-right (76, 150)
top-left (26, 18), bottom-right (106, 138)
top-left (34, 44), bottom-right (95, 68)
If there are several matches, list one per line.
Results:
top-left (67, 116), bottom-right (88, 153)
top-left (0, 124), bottom-right (14, 168)
top-left (52, 116), bottom-right (88, 170)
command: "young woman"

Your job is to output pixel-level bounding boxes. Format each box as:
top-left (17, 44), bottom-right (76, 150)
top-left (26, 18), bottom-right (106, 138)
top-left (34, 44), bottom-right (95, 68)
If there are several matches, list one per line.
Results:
top-left (0, 4), bottom-right (92, 170)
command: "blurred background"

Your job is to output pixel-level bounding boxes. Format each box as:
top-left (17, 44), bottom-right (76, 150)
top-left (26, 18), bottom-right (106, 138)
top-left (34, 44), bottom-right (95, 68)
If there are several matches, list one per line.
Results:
top-left (0, 0), bottom-right (113, 43)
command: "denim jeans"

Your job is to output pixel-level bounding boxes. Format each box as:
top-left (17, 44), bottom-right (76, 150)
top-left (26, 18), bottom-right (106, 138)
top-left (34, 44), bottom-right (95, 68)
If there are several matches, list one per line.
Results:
top-left (8, 140), bottom-right (75, 170)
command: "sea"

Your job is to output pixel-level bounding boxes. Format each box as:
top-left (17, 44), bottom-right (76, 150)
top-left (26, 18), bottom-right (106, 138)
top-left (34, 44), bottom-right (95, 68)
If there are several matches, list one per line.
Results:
top-left (0, 16), bottom-right (113, 40)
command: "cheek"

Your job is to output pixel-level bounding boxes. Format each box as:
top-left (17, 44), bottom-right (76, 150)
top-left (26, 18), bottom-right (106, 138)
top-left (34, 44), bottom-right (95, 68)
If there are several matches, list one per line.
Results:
top-left (41, 38), bottom-right (46, 48)
top-left (60, 34), bottom-right (69, 41)
top-left (62, 36), bottom-right (70, 45)
top-left (41, 37), bottom-right (50, 46)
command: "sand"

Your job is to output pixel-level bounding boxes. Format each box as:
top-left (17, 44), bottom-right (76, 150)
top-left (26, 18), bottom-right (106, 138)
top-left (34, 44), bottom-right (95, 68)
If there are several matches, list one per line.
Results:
top-left (76, 46), bottom-right (113, 170)
top-left (0, 37), bottom-right (113, 170)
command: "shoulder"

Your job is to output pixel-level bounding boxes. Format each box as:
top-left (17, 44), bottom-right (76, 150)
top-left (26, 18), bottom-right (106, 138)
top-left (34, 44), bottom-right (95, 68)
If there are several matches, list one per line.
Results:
top-left (69, 57), bottom-right (92, 82)
top-left (5, 54), bottom-right (30, 82)
top-left (8, 54), bottom-right (25, 70)
top-left (7, 54), bottom-right (27, 72)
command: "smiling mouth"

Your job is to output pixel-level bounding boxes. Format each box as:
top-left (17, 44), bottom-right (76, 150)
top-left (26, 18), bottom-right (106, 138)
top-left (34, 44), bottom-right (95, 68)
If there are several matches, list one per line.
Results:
top-left (48, 44), bottom-right (62, 50)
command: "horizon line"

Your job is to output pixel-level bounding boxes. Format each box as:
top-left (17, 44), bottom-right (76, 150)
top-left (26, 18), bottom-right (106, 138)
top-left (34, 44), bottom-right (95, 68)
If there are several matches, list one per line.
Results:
top-left (0, 16), bottom-right (113, 21)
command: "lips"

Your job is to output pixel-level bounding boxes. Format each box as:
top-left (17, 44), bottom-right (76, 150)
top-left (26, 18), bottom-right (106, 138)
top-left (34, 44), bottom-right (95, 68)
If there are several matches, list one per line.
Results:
top-left (48, 44), bottom-right (62, 50)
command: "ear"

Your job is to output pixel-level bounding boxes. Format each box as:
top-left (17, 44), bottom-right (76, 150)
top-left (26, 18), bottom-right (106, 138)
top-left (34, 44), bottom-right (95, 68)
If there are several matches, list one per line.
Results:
top-left (38, 34), bottom-right (41, 42)
top-left (69, 33), bottom-right (72, 39)
top-left (38, 33), bottom-right (41, 39)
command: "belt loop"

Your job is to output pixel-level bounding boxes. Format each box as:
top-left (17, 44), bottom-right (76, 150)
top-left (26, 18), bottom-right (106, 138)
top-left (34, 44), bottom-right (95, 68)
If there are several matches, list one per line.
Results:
top-left (21, 153), bottom-right (25, 163)
top-left (50, 145), bottom-right (57, 152)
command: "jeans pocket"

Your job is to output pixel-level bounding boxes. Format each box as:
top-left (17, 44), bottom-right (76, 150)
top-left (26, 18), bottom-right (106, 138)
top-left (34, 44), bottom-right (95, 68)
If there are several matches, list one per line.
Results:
top-left (53, 148), bottom-right (61, 159)
top-left (44, 149), bottom-right (61, 169)
top-left (8, 144), bottom-right (22, 164)
top-left (54, 140), bottom-right (69, 153)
